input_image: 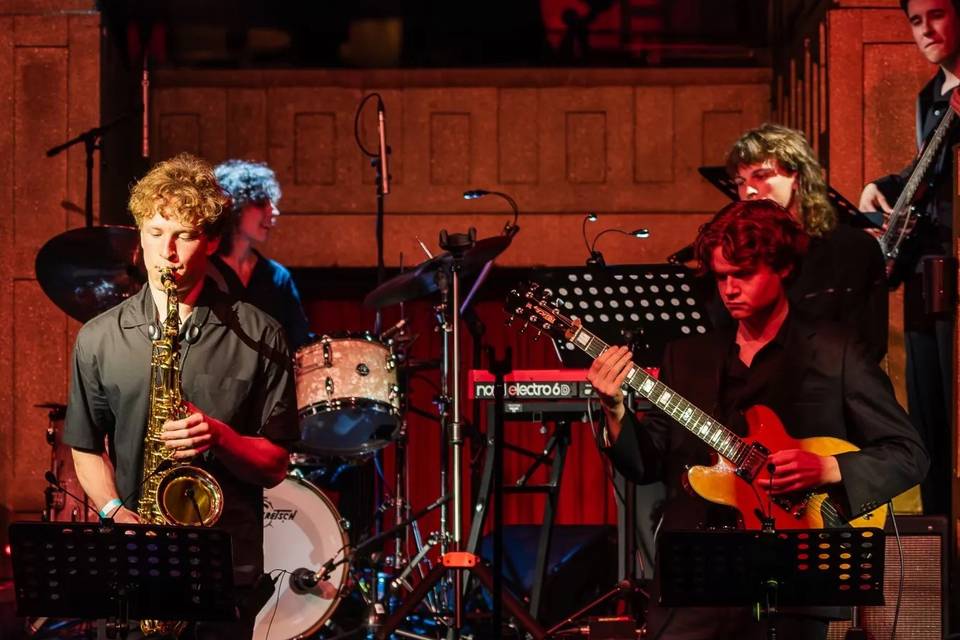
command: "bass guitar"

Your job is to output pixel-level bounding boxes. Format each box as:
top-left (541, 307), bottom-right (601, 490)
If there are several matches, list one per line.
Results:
top-left (505, 281), bottom-right (887, 530)
top-left (879, 100), bottom-right (955, 285)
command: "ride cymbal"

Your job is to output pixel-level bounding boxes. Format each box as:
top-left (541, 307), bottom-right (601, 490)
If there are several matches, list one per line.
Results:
top-left (363, 235), bottom-right (511, 308)
top-left (35, 226), bottom-right (146, 322)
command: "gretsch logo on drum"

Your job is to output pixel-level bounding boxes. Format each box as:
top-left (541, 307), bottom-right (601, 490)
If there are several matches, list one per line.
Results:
top-left (263, 496), bottom-right (298, 527)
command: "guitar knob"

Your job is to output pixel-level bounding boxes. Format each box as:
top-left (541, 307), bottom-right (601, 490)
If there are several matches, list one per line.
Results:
top-left (533, 329), bottom-right (542, 341)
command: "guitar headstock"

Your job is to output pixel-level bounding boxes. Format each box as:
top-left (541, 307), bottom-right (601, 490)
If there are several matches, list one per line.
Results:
top-left (504, 281), bottom-right (579, 341)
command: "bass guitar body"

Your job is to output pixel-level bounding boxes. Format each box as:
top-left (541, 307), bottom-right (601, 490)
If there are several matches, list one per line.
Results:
top-left (685, 405), bottom-right (888, 530)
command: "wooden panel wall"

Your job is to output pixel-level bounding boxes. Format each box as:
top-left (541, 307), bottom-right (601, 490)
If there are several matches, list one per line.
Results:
top-left (0, 4), bottom-right (99, 517)
top-left (150, 68), bottom-right (771, 269)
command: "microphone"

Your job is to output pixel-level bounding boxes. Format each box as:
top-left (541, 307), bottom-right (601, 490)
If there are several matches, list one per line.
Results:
top-left (289, 559), bottom-right (337, 595)
top-left (44, 471), bottom-right (108, 524)
top-left (377, 98), bottom-right (390, 195)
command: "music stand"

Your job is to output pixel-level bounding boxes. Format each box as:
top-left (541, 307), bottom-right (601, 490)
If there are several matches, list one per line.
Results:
top-left (658, 528), bottom-right (885, 628)
top-left (9, 521), bottom-right (235, 630)
top-left (532, 264), bottom-right (713, 368)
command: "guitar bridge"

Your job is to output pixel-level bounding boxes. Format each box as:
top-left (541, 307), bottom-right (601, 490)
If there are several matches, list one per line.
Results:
top-left (735, 442), bottom-right (769, 482)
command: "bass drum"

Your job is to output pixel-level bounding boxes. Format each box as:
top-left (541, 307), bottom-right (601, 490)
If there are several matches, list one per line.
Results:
top-left (254, 476), bottom-right (350, 640)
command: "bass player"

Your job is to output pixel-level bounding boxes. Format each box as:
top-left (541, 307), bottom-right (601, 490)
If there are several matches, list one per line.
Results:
top-left (857, 0), bottom-right (960, 515)
top-left (588, 199), bottom-right (928, 640)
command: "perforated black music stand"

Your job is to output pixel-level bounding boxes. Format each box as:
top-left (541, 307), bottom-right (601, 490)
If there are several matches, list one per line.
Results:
top-left (9, 521), bottom-right (236, 624)
top-left (658, 528), bottom-right (885, 609)
top-left (532, 264), bottom-right (713, 368)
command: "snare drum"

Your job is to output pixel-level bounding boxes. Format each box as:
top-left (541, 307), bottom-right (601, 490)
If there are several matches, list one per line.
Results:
top-left (254, 476), bottom-right (350, 640)
top-left (295, 333), bottom-right (401, 457)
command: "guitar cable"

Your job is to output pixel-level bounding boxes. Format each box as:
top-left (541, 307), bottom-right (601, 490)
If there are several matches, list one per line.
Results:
top-left (888, 500), bottom-right (903, 640)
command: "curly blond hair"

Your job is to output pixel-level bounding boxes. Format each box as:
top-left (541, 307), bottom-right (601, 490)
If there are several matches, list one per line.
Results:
top-left (128, 153), bottom-right (229, 236)
top-left (725, 123), bottom-right (836, 237)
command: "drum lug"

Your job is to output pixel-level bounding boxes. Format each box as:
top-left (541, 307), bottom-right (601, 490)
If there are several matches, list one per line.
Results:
top-left (386, 355), bottom-right (397, 371)
top-left (325, 376), bottom-right (335, 396)
top-left (339, 517), bottom-right (351, 531)
top-left (389, 385), bottom-right (400, 401)
top-left (322, 340), bottom-right (332, 367)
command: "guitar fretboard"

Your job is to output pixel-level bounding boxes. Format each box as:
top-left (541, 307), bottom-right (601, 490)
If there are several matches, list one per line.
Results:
top-left (572, 324), bottom-right (749, 465)
top-left (881, 107), bottom-right (956, 258)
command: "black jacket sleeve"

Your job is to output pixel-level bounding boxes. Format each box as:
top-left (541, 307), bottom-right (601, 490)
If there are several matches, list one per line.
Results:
top-left (834, 336), bottom-right (929, 517)
top-left (604, 344), bottom-right (677, 485)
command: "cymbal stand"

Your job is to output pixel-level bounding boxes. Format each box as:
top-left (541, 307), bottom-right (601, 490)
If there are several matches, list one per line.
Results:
top-left (377, 229), bottom-right (545, 640)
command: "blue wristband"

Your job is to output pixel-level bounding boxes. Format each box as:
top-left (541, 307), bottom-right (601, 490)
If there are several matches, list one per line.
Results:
top-left (99, 498), bottom-right (123, 518)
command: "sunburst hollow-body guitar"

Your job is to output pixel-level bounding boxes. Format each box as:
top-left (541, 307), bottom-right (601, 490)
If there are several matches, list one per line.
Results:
top-left (505, 282), bottom-right (887, 530)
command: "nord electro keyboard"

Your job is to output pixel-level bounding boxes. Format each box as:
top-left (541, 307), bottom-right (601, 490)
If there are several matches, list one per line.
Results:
top-left (468, 368), bottom-right (656, 418)
top-left (468, 369), bottom-right (594, 401)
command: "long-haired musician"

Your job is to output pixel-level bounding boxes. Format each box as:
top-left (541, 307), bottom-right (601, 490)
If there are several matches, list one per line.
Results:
top-left (725, 123), bottom-right (888, 363)
top-left (857, 0), bottom-right (960, 516)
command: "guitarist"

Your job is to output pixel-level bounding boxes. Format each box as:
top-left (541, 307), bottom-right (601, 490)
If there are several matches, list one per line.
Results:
top-left (857, 0), bottom-right (960, 515)
top-left (589, 200), bottom-right (928, 640)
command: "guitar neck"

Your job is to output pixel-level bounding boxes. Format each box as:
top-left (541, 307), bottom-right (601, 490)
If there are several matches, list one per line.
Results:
top-left (881, 107), bottom-right (956, 256)
top-left (570, 324), bottom-right (749, 465)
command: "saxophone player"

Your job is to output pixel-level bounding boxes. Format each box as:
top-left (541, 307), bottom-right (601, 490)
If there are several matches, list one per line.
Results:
top-left (63, 153), bottom-right (299, 639)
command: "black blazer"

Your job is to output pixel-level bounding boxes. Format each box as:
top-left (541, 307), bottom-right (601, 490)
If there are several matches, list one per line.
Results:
top-left (607, 316), bottom-right (928, 531)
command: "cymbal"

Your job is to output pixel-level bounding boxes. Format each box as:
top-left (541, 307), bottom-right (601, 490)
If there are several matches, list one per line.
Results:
top-left (35, 226), bottom-right (146, 322)
top-left (363, 235), bottom-right (511, 308)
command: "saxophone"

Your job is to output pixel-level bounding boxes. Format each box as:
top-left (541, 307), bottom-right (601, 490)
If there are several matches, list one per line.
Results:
top-left (138, 267), bottom-right (224, 637)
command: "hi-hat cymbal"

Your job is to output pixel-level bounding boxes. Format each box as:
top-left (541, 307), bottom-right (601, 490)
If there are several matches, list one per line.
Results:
top-left (363, 235), bottom-right (511, 308)
top-left (35, 226), bottom-right (146, 322)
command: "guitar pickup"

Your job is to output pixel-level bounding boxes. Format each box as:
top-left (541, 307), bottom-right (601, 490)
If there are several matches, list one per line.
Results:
top-left (735, 442), bottom-right (769, 482)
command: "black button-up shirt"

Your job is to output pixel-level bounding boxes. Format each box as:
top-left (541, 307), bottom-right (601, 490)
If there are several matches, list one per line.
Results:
top-left (64, 280), bottom-right (299, 584)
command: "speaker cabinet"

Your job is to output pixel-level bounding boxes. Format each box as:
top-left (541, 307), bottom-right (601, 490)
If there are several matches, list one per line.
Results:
top-left (827, 516), bottom-right (946, 640)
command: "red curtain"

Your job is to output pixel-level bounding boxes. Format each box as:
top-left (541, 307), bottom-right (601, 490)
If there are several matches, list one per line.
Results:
top-left (302, 296), bottom-right (619, 541)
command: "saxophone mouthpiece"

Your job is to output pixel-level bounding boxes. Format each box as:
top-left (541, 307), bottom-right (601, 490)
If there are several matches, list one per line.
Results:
top-left (160, 267), bottom-right (177, 289)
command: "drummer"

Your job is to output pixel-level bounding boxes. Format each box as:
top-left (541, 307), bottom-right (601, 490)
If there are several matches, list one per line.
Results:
top-left (210, 159), bottom-right (312, 350)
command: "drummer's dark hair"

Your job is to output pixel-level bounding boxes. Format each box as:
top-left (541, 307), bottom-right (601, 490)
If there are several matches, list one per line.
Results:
top-left (213, 159), bottom-right (281, 254)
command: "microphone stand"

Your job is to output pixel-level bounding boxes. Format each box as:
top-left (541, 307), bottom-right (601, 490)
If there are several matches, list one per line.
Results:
top-left (291, 494), bottom-right (451, 593)
top-left (46, 112), bottom-right (134, 228)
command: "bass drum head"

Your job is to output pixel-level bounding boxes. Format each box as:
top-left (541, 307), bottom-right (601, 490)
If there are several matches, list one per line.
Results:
top-left (254, 476), bottom-right (349, 640)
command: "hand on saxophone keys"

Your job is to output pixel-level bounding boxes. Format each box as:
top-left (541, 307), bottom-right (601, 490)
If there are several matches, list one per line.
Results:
top-left (161, 401), bottom-right (223, 460)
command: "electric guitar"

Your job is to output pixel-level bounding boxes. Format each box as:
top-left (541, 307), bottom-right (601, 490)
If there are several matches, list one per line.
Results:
top-left (505, 282), bottom-right (887, 530)
top-left (879, 100), bottom-right (956, 286)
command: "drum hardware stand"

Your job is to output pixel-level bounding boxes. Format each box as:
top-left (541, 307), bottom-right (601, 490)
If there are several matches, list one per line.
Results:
top-left (376, 229), bottom-right (545, 640)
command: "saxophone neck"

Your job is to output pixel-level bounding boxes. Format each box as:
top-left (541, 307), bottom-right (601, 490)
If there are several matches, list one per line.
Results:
top-left (159, 268), bottom-right (181, 337)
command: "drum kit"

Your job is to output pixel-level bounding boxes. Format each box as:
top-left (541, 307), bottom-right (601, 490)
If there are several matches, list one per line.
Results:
top-left (32, 221), bottom-right (515, 639)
